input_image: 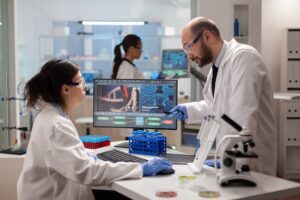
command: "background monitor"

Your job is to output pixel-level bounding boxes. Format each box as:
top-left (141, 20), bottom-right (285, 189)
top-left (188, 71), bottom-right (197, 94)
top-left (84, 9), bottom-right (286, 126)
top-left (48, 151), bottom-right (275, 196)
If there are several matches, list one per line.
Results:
top-left (82, 70), bottom-right (102, 95)
top-left (93, 79), bottom-right (177, 130)
top-left (161, 49), bottom-right (189, 78)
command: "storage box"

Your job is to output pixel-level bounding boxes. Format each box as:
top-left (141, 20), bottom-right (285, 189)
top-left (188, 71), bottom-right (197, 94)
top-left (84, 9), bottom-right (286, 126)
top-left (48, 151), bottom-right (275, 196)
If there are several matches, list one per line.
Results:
top-left (128, 131), bottom-right (166, 156)
top-left (80, 135), bottom-right (110, 149)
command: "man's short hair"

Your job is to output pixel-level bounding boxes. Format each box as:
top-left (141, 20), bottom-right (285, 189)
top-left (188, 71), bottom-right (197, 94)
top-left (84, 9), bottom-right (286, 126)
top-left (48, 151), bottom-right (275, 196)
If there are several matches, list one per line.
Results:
top-left (190, 18), bottom-right (221, 38)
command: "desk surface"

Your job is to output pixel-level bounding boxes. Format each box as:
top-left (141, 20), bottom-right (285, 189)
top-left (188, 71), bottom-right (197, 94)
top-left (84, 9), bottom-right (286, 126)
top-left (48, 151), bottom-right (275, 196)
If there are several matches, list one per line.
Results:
top-left (93, 142), bottom-right (300, 200)
top-left (74, 117), bottom-right (93, 124)
top-left (2, 143), bottom-right (300, 200)
top-left (111, 166), bottom-right (300, 200)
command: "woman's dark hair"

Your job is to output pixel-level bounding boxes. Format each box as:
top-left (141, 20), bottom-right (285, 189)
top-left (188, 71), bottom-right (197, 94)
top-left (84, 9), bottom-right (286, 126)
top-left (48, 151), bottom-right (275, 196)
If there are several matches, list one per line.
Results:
top-left (24, 58), bottom-right (80, 109)
top-left (111, 34), bottom-right (141, 79)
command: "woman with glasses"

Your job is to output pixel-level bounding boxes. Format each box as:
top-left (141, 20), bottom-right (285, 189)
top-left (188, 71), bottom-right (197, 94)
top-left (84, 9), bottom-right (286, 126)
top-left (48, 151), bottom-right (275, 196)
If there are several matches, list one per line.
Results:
top-left (17, 59), bottom-right (172, 200)
top-left (111, 34), bottom-right (144, 79)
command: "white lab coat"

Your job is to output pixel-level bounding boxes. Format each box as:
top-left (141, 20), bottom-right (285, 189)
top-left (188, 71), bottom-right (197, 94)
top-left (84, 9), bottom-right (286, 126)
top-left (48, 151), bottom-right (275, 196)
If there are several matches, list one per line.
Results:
top-left (116, 60), bottom-right (144, 79)
top-left (17, 104), bottom-right (143, 200)
top-left (185, 39), bottom-right (277, 176)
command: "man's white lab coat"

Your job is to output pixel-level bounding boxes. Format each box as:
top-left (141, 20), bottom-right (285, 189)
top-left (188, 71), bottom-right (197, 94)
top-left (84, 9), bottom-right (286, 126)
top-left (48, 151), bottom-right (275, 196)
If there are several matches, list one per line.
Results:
top-left (185, 39), bottom-right (277, 176)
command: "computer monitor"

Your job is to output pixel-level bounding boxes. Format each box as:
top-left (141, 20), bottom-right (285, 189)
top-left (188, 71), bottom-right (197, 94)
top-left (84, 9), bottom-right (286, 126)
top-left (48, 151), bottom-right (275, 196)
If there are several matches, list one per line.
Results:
top-left (93, 79), bottom-right (177, 130)
top-left (161, 49), bottom-right (189, 78)
top-left (82, 70), bottom-right (102, 95)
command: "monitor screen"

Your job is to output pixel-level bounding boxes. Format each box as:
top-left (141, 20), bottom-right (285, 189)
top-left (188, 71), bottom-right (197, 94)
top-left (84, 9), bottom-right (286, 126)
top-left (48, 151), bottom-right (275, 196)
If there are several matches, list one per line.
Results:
top-left (93, 79), bottom-right (177, 130)
top-left (161, 49), bottom-right (189, 78)
top-left (82, 70), bottom-right (102, 95)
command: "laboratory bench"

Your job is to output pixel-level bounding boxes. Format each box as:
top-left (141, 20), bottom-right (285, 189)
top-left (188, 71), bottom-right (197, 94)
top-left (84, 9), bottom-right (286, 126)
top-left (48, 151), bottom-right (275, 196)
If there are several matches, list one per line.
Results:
top-left (91, 141), bottom-right (300, 200)
top-left (0, 153), bottom-right (25, 200)
top-left (2, 142), bottom-right (300, 200)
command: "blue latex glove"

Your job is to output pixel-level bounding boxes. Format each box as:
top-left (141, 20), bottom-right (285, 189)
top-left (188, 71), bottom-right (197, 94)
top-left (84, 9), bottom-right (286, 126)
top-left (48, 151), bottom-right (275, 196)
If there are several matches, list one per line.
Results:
top-left (169, 104), bottom-right (188, 121)
top-left (142, 157), bottom-right (173, 176)
top-left (204, 159), bottom-right (221, 169)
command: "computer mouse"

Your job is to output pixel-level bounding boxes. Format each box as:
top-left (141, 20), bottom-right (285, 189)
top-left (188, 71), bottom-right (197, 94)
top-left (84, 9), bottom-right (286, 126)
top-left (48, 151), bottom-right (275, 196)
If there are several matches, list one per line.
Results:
top-left (156, 168), bottom-right (175, 175)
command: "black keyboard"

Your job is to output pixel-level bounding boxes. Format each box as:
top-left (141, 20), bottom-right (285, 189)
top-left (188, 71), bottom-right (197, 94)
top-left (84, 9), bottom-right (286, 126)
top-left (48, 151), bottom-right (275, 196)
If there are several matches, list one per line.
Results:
top-left (97, 149), bottom-right (147, 163)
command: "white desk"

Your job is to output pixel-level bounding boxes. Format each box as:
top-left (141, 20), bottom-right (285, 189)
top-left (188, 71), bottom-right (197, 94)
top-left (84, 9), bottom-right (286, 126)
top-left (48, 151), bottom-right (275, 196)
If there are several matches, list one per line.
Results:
top-left (0, 153), bottom-right (26, 200)
top-left (2, 143), bottom-right (300, 200)
top-left (93, 142), bottom-right (300, 200)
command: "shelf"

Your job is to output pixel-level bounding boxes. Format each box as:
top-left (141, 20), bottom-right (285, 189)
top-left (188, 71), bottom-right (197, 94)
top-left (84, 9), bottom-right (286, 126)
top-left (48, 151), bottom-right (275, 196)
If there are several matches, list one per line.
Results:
top-left (286, 170), bottom-right (300, 175)
top-left (234, 36), bottom-right (249, 39)
top-left (184, 123), bottom-right (201, 131)
top-left (285, 170), bottom-right (300, 180)
top-left (68, 56), bottom-right (112, 62)
top-left (234, 4), bottom-right (249, 41)
top-left (234, 36), bottom-right (249, 44)
top-left (285, 173), bottom-right (300, 180)
top-left (286, 144), bottom-right (300, 147)
top-left (274, 92), bottom-right (300, 101)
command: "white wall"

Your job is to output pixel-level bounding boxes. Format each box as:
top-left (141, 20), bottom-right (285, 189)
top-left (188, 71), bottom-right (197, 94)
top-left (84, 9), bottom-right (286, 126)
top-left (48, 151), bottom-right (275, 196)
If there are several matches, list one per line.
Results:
top-left (190, 0), bottom-right (261, 101)
top-left (194, 0), bottom-right (261, 51)
top-left (193, 0), bottom-right (234, 41)
top-left (17, 0), bottom-right (190, 79)
top-left (261, 0), bottom-right (300, 92)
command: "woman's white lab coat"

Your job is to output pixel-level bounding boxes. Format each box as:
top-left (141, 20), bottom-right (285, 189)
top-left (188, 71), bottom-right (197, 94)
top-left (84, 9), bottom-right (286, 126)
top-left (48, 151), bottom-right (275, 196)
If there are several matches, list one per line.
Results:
top-left (116, 59), bottom-right (144, 137)
top-left (116, 59), bottom-right (144, 79)
top-left (185, 39), bottom-right (277, 176)
top-left (17, 104), bottom-right (142, 200)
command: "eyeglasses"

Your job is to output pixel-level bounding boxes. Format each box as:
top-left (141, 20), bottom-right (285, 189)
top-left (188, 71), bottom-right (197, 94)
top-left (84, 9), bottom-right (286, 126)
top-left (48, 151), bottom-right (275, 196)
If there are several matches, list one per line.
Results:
top-left (66, 77), bottom-right (87, 87)
top-left (133, 46), bottom-right (142, 51)
top-left (183, 30), bottom-right (205, 54)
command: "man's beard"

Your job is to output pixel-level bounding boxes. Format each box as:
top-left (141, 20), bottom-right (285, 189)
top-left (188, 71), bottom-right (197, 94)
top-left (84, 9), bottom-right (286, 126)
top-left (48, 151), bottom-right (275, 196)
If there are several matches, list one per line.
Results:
top-left (197, 41), bottom-right (213, 68)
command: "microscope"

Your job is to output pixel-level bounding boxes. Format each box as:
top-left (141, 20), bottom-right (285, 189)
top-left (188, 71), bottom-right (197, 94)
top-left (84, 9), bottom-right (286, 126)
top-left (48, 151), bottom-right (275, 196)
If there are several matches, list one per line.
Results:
top-left (215, 114), bottom-right (258, 187)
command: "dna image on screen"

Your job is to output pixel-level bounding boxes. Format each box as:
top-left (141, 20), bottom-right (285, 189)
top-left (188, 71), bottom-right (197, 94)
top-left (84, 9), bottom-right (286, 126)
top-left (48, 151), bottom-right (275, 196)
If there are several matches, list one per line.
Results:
top-left (93, 79), bottom-right (177, 129)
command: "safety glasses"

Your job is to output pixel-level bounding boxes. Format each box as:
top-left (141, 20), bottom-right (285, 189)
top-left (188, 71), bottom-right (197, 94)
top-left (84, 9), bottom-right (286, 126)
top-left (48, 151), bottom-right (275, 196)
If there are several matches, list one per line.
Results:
top-left (66, 77), bottom-right (87, 87)
top-left (183, 31), bottom-right (205, 54)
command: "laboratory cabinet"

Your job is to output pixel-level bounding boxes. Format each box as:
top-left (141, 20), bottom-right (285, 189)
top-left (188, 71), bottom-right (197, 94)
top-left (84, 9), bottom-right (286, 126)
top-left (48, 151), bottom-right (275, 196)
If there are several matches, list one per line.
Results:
top-left (279, 28), bottom-right (300, 179)
top-left (0, 154), bottom-right (25, 200)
